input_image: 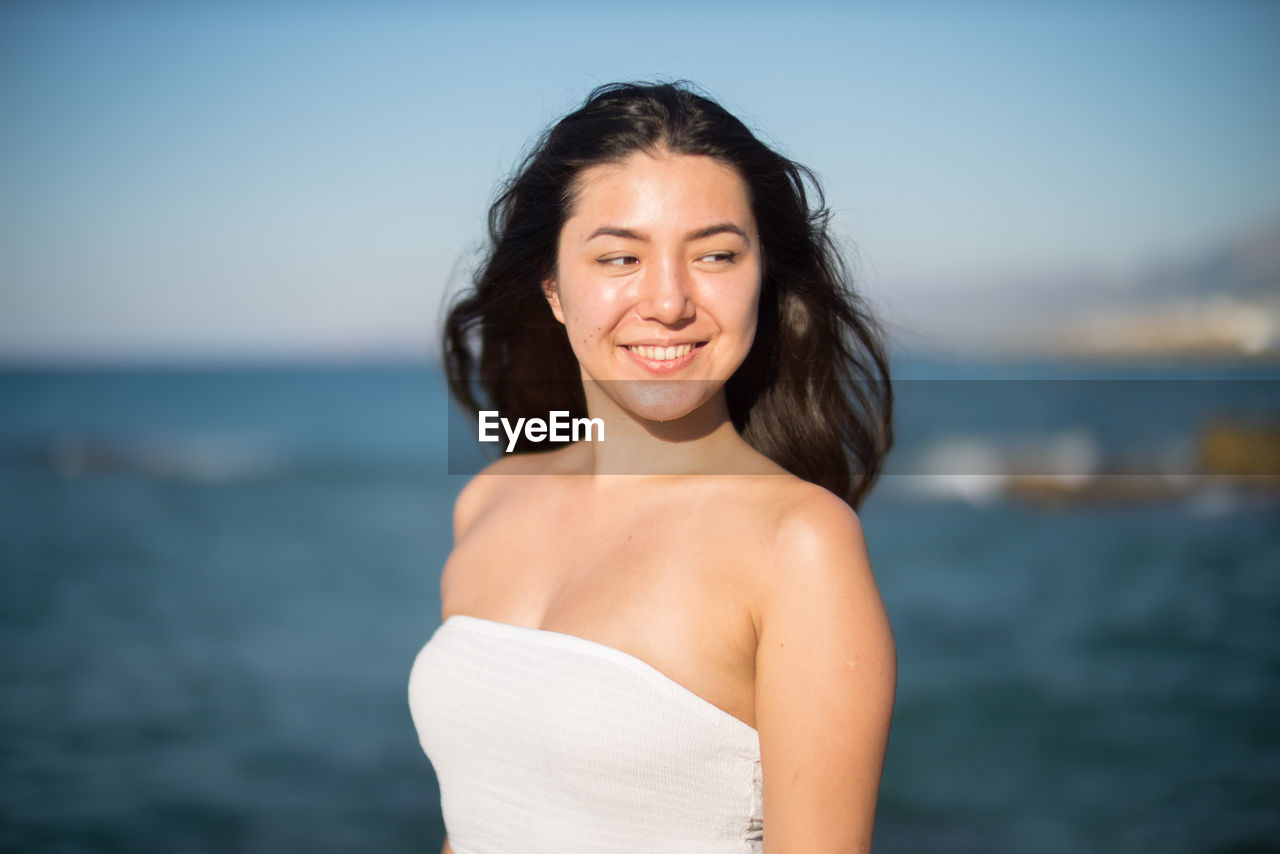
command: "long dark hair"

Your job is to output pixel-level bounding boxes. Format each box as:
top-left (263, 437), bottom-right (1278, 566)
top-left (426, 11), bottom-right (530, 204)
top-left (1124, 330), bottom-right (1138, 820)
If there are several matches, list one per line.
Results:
top-left (443, 82), bottom-right (892, 508)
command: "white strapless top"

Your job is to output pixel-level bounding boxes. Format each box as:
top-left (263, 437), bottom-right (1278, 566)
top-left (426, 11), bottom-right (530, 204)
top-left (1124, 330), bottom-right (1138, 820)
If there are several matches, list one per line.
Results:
top-left (408, 615), bottom-right (763, 853)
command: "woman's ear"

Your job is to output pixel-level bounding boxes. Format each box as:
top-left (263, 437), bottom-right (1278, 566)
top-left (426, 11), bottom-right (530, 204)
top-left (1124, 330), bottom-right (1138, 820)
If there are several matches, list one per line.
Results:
top-left (542, 276), bottom-right (566, 325)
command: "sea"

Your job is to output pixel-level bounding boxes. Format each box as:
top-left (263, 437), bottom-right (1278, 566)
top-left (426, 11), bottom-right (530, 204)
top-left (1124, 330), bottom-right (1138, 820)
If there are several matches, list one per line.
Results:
top-left (1, 361), bottom-right (1276, 853)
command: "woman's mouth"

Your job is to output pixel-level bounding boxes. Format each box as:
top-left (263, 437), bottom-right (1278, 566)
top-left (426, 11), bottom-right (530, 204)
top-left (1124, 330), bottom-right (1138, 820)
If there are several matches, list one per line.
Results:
top-left (624, 343), bottom-right (695, 361)
top-left (621, 342), bottom-right (705, 372)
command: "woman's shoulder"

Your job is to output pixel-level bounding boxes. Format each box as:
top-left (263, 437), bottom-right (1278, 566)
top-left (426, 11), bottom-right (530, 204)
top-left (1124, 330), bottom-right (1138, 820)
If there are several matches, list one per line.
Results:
top-left (452, 447), bottom-right (583, 539)
top-left (771, 478), bottom-right (867, 555)
top-left (724, 471), bottom-right (864, 544)
top-left (452, 455), bottom-right (531, 541)
top-left (674, 471), bottom-right (867, 596)
top-left (736, 475), bottom-right (880, 625)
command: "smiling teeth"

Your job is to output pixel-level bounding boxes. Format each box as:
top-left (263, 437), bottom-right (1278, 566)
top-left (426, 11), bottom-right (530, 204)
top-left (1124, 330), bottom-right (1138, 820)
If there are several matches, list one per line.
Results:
top-left (627, 344), bottom-right (694, 361)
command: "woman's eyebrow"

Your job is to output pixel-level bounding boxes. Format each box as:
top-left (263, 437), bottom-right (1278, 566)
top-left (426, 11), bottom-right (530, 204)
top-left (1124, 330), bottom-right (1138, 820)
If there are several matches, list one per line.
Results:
top-left (585, 223), bottom-right (751, 243)
top-left (686, 223), bottom-right (750, 243)
top-left (586, 226), bottom-right (644, 242)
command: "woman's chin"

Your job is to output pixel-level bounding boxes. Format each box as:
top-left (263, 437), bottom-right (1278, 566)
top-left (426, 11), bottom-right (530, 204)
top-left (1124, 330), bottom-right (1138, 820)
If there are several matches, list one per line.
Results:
top-left (595, 379), bottom-right (724, 426)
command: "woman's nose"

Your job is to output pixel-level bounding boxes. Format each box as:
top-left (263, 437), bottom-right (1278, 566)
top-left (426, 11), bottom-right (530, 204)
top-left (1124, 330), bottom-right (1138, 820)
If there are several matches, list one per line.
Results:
top-left (636, 258), bottom-right (694, 324)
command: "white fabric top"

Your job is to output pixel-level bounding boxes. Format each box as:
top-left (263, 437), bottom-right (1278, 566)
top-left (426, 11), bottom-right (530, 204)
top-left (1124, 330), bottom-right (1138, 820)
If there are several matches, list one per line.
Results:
top-left (408, 615), bottom-right (763, 854)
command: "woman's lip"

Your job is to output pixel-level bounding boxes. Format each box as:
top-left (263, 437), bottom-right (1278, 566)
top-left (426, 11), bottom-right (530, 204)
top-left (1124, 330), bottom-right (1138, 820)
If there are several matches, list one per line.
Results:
top-left (620, 342), bottom-right (703, 374)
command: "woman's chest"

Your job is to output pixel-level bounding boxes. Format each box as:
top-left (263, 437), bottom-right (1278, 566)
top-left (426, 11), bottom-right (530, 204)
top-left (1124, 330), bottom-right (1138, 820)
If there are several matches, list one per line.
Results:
top-left (440, 492), bottom-right (769, 728)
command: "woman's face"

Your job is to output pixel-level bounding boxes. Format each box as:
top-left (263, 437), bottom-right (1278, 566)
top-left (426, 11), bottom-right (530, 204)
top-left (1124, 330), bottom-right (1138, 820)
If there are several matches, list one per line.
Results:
top-left (546, 150), bottom-right (762, 423)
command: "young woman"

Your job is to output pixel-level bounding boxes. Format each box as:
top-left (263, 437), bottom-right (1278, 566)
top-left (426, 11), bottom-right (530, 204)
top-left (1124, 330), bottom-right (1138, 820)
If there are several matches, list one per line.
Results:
top-left (409, 82), bottom-right (896, 853)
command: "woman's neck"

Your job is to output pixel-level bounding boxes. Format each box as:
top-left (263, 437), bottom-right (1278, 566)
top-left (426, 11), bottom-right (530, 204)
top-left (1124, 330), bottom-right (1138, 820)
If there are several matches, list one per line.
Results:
top-left (576, 380), bottom-right (752, 477)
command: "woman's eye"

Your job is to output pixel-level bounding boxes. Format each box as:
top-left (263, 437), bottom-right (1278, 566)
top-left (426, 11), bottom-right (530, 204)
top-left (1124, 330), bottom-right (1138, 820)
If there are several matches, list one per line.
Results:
top-left (600, 255), bottom-right (639, 268)
top-left (698, 251), bottom-right (737, 264)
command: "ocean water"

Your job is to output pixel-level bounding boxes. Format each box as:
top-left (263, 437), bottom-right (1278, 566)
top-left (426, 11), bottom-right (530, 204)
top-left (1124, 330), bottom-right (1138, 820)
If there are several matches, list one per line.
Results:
top-left (0, 365), bottom-right (1276, 853)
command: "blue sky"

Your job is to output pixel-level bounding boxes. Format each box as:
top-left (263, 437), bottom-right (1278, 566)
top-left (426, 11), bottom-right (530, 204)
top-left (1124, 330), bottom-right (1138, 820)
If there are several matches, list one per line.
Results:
top-left (2, 1), bottom-right (1277, 361)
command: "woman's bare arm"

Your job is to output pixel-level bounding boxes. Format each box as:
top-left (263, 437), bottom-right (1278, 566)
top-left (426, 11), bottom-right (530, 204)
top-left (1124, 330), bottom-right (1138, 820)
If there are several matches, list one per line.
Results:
top-left (753, 490), bottom-right (897, 853)
top-left (441, 837), bottom-right (452, 854)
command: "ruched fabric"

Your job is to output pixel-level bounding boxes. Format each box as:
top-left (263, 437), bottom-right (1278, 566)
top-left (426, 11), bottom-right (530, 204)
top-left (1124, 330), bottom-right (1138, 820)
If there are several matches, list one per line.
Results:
top-left (408, 615), bottom-right (763, 853)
